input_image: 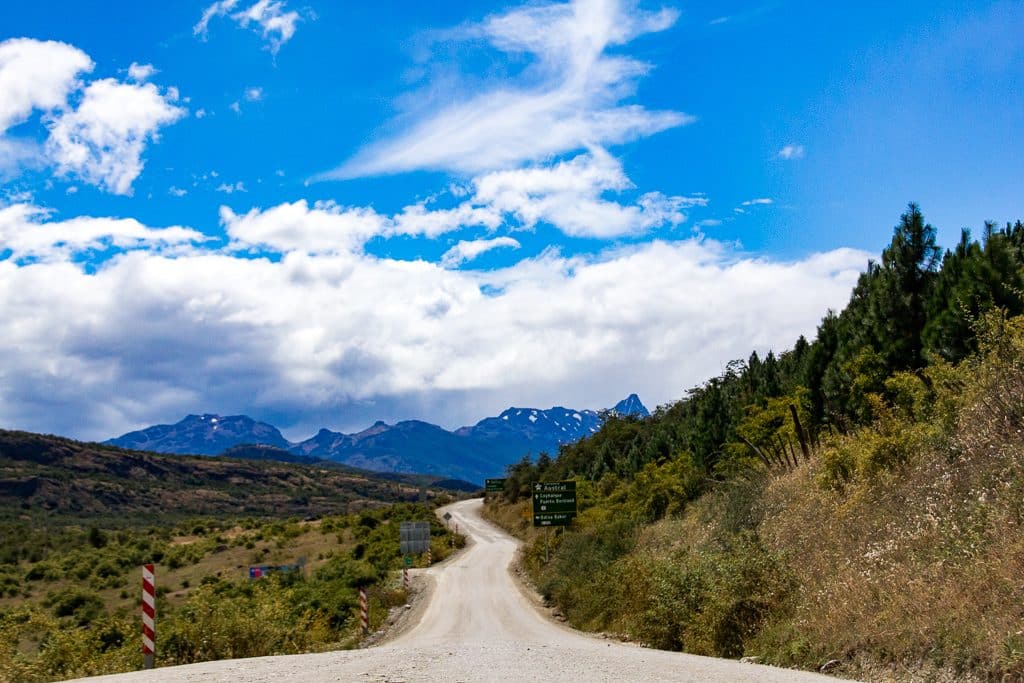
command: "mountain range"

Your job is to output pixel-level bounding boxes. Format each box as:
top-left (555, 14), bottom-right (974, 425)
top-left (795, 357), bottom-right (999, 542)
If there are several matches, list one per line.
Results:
top-left (106, 394), bottom-right (649, 484)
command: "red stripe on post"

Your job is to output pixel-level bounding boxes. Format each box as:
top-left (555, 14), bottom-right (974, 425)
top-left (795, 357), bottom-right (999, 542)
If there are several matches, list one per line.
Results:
top-left (141, 563), bottom-right (156, 666)
top-left (359, 586), bottom-right (368, 634)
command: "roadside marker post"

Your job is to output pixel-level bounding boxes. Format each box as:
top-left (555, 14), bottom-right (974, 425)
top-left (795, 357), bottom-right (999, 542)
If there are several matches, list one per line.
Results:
top-left (403, 566), bottom-right (409, 589)
top-left (359, 586), bottom-right (368, 635)
top-left (141, 564), bottom-right (156, 670)
top-left (426, 547), bottom-right (432, 565)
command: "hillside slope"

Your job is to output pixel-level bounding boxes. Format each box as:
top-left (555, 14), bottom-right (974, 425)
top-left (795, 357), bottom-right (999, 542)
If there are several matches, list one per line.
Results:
top-left (0, 430), bottom-right (464, 524)
top-left (486, 313), bottom-right (1024, 681)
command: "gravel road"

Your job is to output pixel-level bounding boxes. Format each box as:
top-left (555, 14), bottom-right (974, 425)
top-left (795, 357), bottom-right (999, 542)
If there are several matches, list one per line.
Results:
top-left (73, 498), bottom-right (843, 682)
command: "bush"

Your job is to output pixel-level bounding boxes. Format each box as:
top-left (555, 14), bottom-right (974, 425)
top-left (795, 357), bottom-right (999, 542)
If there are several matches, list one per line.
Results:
top-left (44, 588), bottom-right (104, 626)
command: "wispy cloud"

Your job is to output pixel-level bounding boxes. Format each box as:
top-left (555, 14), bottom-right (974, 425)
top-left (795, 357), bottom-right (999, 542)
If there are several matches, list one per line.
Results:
top-left (329, 0), bottom-right (692, 179)
top-left (442, 237), bottom-right (521, 268)
top-left (216, 181), bottom-right (246, 194)
top-left (0, 203), bottom-right (205, 262)
top-left (778, 144), bottom-right (805, 160)
top-left (741, 198), bottom-right (774, 206)
top-left (195, 0), bottom-right (301, 54)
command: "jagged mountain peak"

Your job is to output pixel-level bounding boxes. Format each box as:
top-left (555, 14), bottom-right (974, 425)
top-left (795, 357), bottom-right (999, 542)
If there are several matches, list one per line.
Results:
top-left (613, 393), bottom-right (649, 417)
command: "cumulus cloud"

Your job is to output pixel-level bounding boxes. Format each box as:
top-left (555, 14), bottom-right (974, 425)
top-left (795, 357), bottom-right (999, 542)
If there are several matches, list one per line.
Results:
top-left (0, 38), bottom-right (183, 195)
top-left (127, 62), bottom-right (157, 82)
top-left (330, 0), bottom-right (692, 178)
top-left (45, 78), bottom-right (187, 195)
top-left (778, 144), bottom-right (805, 160)
top-left (0, 203), bottom-right (207, 262)
top-left (222, 199), bottom-right (387, 254)
top-left (0, 38), bottom-right (93, 133)
top-left (0, 204), bottom-right (870, 440)
top-left (195, 0), bottom-right (301, 54)
top-left (244, 86), bottom-right (263, 101)
top-left (442, 236), bottom-right (521, 268)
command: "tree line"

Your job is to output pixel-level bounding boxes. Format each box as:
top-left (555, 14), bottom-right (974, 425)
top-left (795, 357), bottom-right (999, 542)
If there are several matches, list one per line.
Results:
top-left (504, 204), bottom-right (1024, 503)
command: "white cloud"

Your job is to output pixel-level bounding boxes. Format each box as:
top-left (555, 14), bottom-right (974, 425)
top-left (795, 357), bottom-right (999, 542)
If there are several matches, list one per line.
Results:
top-left (330, 0), bottom-right (692, 178)
top-left (470, 149), bottom-right (705, 238)
top-left (0, 203), bottom-right (206, 261)
top-left (229, 101), bottom-right (241, 114)
top-left (195, 0), bottom-right (301, 54)
top-left (221, 199), bottom-right (388, 254)
top-left (195, 108), bottom-right (208, 119)
top-left (697, 218), bottom-right (722, 227)
top-left (168, 186), bottom-right (187, 197)
top-left (127, 62), bottom-right (158, 82)
top-left (0, 38), bottom-right (93, 133)
top-left (778, 144), bottom-right (805, 160)
top-left (45, 79), bottom-right (186, 195)
top-left (0, 203), bottom-right (870, 440)
top-left (0, 37), bottom-right (188, 195)
top-left (0, 137), bottom-right (40, 179)
top-left (391, 201), bottom-right (501, 239)
top-left (216, 181), bottom-right (246, 194)
top-left (442, 236), bottom-right (521, 268)
top-left (741, 198), bottom-right (774, 206)
top-left (244, 86), bottom-right (263, 101)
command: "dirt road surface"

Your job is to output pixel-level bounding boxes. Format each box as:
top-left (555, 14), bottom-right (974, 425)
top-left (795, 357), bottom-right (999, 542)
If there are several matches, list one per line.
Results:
top-left (74, 498), bottom-right (843, 682)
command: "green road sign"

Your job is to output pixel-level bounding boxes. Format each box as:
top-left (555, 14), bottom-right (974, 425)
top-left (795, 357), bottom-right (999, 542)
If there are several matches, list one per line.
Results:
top-left (532, 480), bottom-right (577, 527)
top-left (485, 478), bottom-right (506, 493)
top-left (404, 556), bottom-right (412, 567)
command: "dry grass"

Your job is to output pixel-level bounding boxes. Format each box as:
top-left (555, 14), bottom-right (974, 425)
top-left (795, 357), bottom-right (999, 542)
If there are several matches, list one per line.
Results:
top-left (750, 353), bottom-right (1024, 680)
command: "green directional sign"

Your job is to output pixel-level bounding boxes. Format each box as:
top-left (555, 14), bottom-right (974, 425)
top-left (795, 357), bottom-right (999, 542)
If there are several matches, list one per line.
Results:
top-left (532, 480), bottom-right (577, 527)
top-left (485, 478), bottom-right (507, 493)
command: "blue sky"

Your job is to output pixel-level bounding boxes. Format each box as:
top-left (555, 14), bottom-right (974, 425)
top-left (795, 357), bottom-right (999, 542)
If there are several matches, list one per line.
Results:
top-left (0, 0), bottom-right (1020, 440)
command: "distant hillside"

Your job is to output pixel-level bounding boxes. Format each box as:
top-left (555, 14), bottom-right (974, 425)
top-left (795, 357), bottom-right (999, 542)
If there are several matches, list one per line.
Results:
top-left (107, 395), bottom-right (647, 484)
top-left (106, 414), bottom-right (291, 455)
top-left (0, 429), bottom-right (470, 525)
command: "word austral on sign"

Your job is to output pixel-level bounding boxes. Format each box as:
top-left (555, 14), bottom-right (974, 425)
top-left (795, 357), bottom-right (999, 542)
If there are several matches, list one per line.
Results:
top-left (532, 480), bottom-right (577, 527)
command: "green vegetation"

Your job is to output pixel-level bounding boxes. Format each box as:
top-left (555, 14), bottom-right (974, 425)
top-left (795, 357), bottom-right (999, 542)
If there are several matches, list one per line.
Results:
top-left (487, 205), bottom-right (1024, 681)
top-left (0, 429), bottom-right (470, 527)
top-left (0, 503), bottom-right (464, 682)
